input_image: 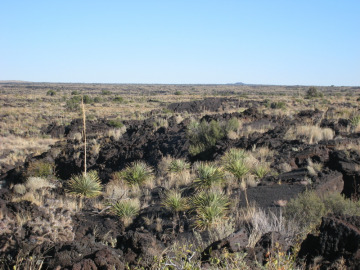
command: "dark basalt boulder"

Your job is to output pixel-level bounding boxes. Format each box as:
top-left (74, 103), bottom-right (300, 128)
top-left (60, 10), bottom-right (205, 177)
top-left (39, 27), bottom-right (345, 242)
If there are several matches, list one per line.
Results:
top-left (118, 230), bottom-right (165, 269)
top-left (201, 230), bottom-right (291, 268)
top-left (298, 215), bottom-right (360, 270)
top-left (328, 150), bottom-right (360, 197)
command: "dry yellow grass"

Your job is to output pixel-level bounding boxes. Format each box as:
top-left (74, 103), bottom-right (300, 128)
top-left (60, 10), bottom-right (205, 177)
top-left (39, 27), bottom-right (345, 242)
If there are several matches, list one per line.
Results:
top-left (285, 125), bottom-right (334, 144)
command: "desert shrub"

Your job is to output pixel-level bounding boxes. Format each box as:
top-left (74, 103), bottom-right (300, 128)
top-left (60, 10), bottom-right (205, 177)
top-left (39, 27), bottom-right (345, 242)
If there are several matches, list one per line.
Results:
top-left (223, 117), bottom-right (240, 134)
top-left (174, 90), bottom-right (183, 95)
top-left (187, 119), bottom-right (230, 155)
top-left (46, 90), bottom-right (56, 96)
top-left (284, 191), bottom-right (326, 229)
top-left (13, 184), bottom-right (26, 195)
top-left (193, 163), bottom-right (224, 189)
top-left (110, 199), bottom-right (140, 226)
top-left (66, 171), bottom-right (102, 198)
top-left (107, 119), bottom-right (124, 128)
top-left (285, 125), bottom-right (334, 144)
top-left (101, 89), bottom-right (112, 95)
top-left (270, 101), bottom-right (286, 110)
top-left (27, 161), bottom-right (54, 178)
top-left (323, 193), bottom-right (360, 216)
top-left (25, 177), bottom-right (54, 191)
top-left (305, 87), bottom-right (323, 99)
top-left (93, 96), bottom-right (102, 103)
top-left (120, 161), bottom-right (154, 186)
top-left (113, 96), bottom-right (124, 103)
top-left (285, 191), bottom-right (360, 230)
top-left (168, 159), bottom-right (190, 173)
top-left (162, 189), bottom-right (188, 213)
top-left (82, 95), bottom-right (93, 104)
top-left (65, 95), bottom-right (81, 111)
top-left (190, 191), bottom-right (230, 230)
top-left (71, 90), bottom-right (80, 95)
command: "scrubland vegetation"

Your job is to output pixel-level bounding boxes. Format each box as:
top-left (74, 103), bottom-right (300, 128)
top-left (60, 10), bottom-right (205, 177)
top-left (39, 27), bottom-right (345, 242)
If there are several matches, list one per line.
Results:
top-left (1, 82), bottom-right (360, 269)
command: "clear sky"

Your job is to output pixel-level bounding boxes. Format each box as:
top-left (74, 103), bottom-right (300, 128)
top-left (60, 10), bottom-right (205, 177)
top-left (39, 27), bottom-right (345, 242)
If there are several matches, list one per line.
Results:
top-left (0, 1), bottom-right (359, 85)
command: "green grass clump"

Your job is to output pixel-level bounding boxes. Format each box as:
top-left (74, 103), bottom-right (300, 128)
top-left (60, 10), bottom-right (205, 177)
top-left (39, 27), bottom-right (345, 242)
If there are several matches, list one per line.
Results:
top-left (27, 161), bottom-right (54, 178)
top-left (193, 163), bottom-right (224, 190)
top-left (107, 119), bottom-right (124, 128)
top-left (187, 118), bottom-right (238, 156)
top-left (253, 163), bottom-right (270, 179)
top-left (284, 191), bottom-right (360, 230)
top-left (66, 171), bottom-right (102, 198)
top-left (168, 159), bottom-right (190, 173)
top-left (190, 191), bottom-right (230, 230)
top-left (162, 189), bottom-right (188, 213)
top-left (120, 161), bottom-right (154, 186)
top-left (110, 199), bottom-right (140, 226)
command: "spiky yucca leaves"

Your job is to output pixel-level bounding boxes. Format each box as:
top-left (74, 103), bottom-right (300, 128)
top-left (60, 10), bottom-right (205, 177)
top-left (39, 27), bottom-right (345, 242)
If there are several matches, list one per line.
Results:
top-left (121, 161), bottom-right (154, 186)
top-left (221, 148), bottom-right (247, 164)
top-left (162, 189), bottom-right (188, 213)
top-left (168, 159), bottom-right (190, 173)
top-left (223, 159), bottom-right (250, 180)
top-left (253, 162), bottom-right (270, 179)
top-left (221, 148), bottom-right (251, 207)
top-left (190, 191), bottom-right (230, 230)
top-left (66, 171), bottom-right (102, 198)
top-left (193, 163), bottom-right (224, 190)
top-left (110, 199), bottom-right (140, 226)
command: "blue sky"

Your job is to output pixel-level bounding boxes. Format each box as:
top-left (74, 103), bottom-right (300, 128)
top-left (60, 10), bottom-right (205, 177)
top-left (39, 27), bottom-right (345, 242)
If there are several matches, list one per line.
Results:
top-left (0, 1), bottom-right (359, 85)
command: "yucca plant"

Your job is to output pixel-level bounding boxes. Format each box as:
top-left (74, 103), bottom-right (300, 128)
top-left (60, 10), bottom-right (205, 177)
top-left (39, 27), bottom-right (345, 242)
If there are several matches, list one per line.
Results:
top-left (190, 191), bottom-right (230, 230)
top-left (221, 148), bottom-right (247, 164)
top-left (193, 163), bottom-right (224, 190)
top-left (66, 171), bottom-right (102, 198)
top-left (222, 148), bottom-right (251, 207)
top-left (253, 162), bottom-right (270, 179)
top-left (168, 159), bottom-right (190, 173)
top-left (223, 159), bottom-right (250, 180)
top-left (120, 161), bottom-right (154, 186)
top-left (162, 189), bottom-right (188, 213)
top-left (350, 115), bottom-right (360, 132)
top-left (110, 199), bottom-right (140, 226)
top-left (66, 171), bottom-right (102, 209)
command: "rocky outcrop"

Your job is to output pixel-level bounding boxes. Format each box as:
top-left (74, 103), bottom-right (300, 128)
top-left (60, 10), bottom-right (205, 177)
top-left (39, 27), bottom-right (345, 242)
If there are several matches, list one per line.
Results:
top-left (298, 215), bottom-right (360, 269)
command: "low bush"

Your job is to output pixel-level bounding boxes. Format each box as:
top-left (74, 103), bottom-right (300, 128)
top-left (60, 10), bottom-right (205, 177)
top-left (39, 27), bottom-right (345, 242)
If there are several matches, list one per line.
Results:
top-left (187, 118), bottom-right (239, 155)
top-left (305, 87), bottom-right (323, 99)
top-left (46, 90), bottom-right (56, 96)
top-left (27, 161), bottom-right (54, 178)
top-left (107, 119), bottom-right (124, 128)
top-left (284, 191), bottom-right (360, 229)
top-left (270, 101), bottom-right (286, 110)
top-left (101, 89), bottom-right (112, 95)
top-left (113, 96), bottom-right (124, 103)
